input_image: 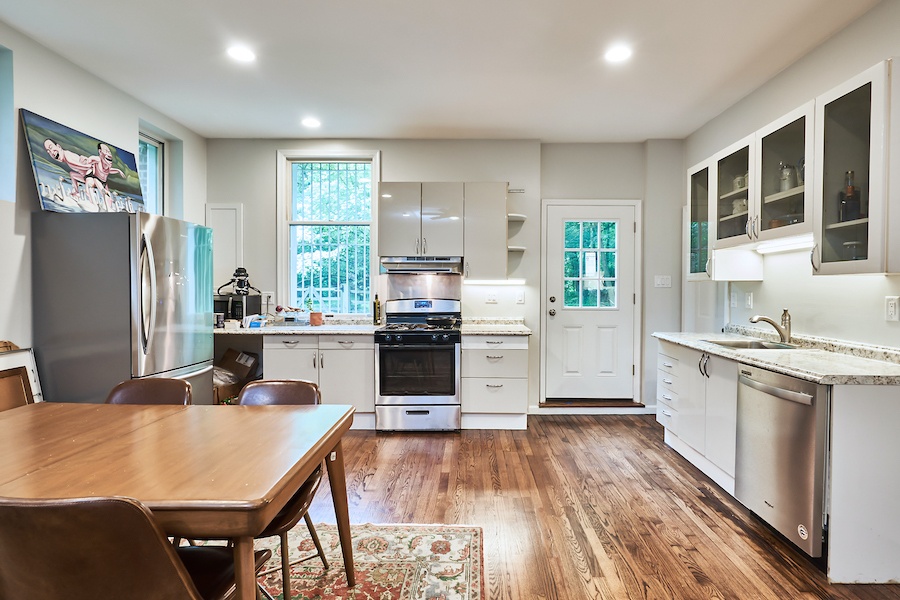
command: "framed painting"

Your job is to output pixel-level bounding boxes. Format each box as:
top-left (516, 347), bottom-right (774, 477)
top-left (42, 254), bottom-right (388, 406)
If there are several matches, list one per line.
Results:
top-left (20, 109), bottom-right (145, 213)
top-left (0, 348), bottom-right (44, 407)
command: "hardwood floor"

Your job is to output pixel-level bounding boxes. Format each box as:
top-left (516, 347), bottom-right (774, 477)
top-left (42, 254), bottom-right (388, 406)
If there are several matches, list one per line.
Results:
top-left (308, 415), bottom-right (900, 599)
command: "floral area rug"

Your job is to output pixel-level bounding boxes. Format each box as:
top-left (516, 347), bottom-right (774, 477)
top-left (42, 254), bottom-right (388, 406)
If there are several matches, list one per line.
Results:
top-left (254, 523), bottom-right (483, 600)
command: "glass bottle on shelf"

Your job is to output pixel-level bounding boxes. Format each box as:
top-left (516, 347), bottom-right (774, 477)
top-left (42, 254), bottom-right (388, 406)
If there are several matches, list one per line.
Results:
top-left (838, 170), bottom-right (861, 222)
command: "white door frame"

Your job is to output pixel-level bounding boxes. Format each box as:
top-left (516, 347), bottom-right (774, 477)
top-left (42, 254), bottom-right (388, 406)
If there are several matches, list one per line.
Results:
top-left (539, 199), bottom-right (643, 407)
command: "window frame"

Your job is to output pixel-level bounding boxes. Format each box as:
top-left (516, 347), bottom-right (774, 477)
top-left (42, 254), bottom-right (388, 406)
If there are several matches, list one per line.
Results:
top-left (275, 149), bottom-right (381, 314)
top-left (138, 132), bottom-right (165, 214)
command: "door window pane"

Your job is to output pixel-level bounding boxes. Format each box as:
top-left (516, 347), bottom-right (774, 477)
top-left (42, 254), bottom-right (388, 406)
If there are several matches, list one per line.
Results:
top-left (563, 220), bottom-right (618, 309)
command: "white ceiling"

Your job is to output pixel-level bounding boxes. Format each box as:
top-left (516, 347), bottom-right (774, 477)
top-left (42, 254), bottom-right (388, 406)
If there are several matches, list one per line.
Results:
top-left (0, 0), bottom-right (881, 142)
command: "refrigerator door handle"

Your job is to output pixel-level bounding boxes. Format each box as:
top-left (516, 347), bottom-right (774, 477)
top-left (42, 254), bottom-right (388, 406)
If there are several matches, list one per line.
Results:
top-left (167, 364), bottom-right (214, 379)
top-left (140, 234), bottom-right (158, 356)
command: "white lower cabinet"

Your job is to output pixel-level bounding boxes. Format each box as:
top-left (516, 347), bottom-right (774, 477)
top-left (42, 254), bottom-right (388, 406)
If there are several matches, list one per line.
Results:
top-left (656, 341), bottom-right (738, 486)
top-left (263, 335), bottom-right (374, 413)
top-left (461, 335), bottom-right (528, 414)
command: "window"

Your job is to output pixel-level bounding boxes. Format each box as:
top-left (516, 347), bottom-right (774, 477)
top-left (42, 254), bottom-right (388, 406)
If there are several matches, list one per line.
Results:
top-left (138, 133), bottom-right (164, 214)
top-left (563, 219), bottom-right (617, 308)
top-left (286, 160), bottom-right (373, 315)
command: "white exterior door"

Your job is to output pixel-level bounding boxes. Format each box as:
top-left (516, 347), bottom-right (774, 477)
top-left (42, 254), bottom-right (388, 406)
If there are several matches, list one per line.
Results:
top-left (544, 203), bottom-right (637, 400)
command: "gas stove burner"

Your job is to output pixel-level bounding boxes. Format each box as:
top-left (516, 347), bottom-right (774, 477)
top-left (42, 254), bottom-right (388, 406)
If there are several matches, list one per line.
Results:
top-left (378, 322), bottom-right (457, 332)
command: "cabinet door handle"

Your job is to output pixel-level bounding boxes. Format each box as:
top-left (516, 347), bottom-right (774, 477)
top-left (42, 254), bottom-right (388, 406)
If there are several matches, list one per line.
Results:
top-left (313, 354), bottom-right (316, 368)
top-left (662, 361), bottom-right (674, 368)
top-left (320, 352), bottom-right (324, 368)
top-left (338, 340), bottom-right (354, 347)
top-left (283, 340), bottom-right (299, 347)
top-left (745, 216), bottom-right (753, 240)
top-left (661, 394), bottom-right (673, 401)
top-left (486, 341), bottom-right (503, 345)
top-left (465, 261), bottom-right (470, 278)
top-left (415, 238), bottom-right (420, 255)
top-left (486, 384), bottom-right (504, 389)
top-left (705, 258), bottom-right (711, 278)
top-left (422, 237), bottom-right (427, 255)
top-left (810, 244), bottom-right (819, 272)
top-left (662, 378), bottom-right (673, 385)
top-left (697, 354), bottom-right (705, 376)
top-left (661, 410), bottom-right (672, 417)
top-left (486, 355), bottom-right (504, 360)
top-left (702, 353), bottom-right (710, 378)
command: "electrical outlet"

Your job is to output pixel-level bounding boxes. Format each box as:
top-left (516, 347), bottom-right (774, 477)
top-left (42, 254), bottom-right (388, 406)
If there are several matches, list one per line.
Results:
top-left (886, 296), bottom-right (899, 321)
top-left (745, 292), bottom-right (753, 309)
top-left (515, 291), bottom-right (525, 304)
top-left (653, 275), bottom-right (672, 288)
top-left (261, 291), bottom-right (274, 311)
top-left (485, 292), bottom-right (498, 304)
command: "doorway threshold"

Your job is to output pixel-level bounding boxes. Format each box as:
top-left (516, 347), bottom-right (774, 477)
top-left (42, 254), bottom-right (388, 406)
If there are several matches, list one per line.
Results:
top-left (542, 399), bottom-right (645, 408)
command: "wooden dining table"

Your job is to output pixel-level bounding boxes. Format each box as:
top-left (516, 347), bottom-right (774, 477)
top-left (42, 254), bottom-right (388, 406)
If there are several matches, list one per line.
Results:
top-left (0, 401), bottom-right (356, 599)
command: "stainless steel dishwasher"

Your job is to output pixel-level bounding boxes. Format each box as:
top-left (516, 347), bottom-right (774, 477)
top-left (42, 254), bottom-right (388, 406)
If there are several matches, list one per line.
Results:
top-left (735, 365), bottom-right (829, 557)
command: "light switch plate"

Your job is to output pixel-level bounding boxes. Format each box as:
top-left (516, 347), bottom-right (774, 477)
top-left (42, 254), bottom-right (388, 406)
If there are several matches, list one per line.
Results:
top-left (515, 291), bottom-right (525, 304)
top-left (745, 292), bottom-right (753, 309)
top-left (653, 275), bottom-right (672, 288)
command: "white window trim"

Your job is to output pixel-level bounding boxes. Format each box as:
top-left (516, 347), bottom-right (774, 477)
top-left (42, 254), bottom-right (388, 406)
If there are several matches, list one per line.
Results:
top-left (275, 149), bottom-right (381, 308)
top-left (139, 132), bottom-right (165, 214)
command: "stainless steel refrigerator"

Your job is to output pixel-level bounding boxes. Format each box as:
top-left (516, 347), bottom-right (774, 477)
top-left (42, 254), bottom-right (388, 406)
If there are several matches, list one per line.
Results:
top-left (32, 212), bottom-right (214, 404)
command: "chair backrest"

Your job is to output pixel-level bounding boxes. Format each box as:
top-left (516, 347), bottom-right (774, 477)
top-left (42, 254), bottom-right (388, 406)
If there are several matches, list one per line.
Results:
top-left (238, 379), bottom-right (321, 406)
top-left (0, 366), bottom-right (33, 412)
top-left (0, 496), bottom-right (205, 599)
top-left (105, 378), bottom-right (192, 405)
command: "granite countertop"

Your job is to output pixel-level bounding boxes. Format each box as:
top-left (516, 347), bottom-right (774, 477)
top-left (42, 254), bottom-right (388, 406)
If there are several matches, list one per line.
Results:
top-left (216, 318), bottom-right (532, 336)
top-left (653, 330), bottom-right (900, 385)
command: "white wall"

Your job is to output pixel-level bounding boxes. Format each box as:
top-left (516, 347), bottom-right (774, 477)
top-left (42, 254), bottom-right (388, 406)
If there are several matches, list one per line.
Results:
top-left (683, 1), bottom-right (900, 347)
top-left (0, 18), bottom-right (208, 350)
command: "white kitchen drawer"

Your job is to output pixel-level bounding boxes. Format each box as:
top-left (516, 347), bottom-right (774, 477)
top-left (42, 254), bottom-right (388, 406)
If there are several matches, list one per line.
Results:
top-left (462, 335), bottom-right (529, 351)
top-left (461, 377), bottom-right (527, 413)
top-left (657, 367), bottom-right (679, 395)
top-left (462, 348), bottom-right (528, 378)
top-left (657, 381), bottom-right (679, 410)
top-left (658, 351), bottom-right (679, 376)
top-left (318, 335), bottom-right (375, 350)
top-left (263, 335), bottom-right (318, 350)
top-left (656, 402), bottom-right (679, 432)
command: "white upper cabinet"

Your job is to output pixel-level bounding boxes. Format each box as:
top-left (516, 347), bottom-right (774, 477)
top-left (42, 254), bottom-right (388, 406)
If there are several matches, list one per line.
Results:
top-left (463, 182), bottom-right (508, 280)
top-left (686, 160), bottom-right (712, 281)
top-left (378, 182), bottom-right (463, 257)
top-left (711, 135), bottom-right (755, 250)
top-left (812, 60), bottom-right (890, 274)
top-left (754, 101), bottom-right (815, 243)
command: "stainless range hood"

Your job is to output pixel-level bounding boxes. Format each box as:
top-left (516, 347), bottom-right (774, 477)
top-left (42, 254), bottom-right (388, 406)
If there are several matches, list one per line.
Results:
top-left (380, 256), bottom-right (462, 273)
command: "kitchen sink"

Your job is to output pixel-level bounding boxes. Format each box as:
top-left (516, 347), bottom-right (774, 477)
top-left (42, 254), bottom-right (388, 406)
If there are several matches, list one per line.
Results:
top-left (703, 339), bottom-right (797, 350)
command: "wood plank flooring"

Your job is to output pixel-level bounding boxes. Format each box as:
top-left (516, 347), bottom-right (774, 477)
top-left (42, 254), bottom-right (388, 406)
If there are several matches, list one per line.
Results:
top-left (308, 415), bottom-right (900, 599)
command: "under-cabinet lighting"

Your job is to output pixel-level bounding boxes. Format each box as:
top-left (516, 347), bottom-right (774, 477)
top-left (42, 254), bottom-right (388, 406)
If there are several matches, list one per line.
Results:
top-left (755, 233), bottom-right (815, 255)
top-left (463, 279), bottom-right (526, 286)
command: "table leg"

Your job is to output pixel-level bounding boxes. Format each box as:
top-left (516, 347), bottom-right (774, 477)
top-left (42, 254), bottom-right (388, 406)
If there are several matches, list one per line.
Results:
top-left (233, 536), bottom-right (257, 599)
top-left (326, 440), bottom-right (355, 587)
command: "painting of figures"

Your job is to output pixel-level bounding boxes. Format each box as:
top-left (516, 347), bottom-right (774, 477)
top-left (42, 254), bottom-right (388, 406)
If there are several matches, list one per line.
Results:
top-left (20, 109), bottom-right (144, 213)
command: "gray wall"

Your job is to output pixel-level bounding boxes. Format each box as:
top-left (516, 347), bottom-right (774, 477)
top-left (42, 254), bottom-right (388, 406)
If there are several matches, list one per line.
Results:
top-left (683, 0), bottom-right (900, 347)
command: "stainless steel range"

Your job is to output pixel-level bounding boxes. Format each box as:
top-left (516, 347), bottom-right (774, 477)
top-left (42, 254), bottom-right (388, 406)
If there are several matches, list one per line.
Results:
top-left (375, 298), bottom-right (461, 431)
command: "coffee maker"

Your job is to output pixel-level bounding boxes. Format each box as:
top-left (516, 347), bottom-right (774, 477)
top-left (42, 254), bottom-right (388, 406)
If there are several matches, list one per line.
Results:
top-left (215, 267), bottom-right (262, 321)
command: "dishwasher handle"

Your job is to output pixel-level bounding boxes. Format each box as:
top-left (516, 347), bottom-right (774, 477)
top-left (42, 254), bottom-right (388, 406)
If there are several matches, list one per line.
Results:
top-left (739, 374), bottom-right (813, 406)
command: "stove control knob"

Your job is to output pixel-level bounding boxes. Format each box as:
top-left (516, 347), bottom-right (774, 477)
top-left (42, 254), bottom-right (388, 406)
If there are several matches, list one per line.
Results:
top-left (441, 334), bottom-right (450, 341)
top-left (431, 334), bottom-right (439, 341)
top-left (396, 334), bottom-right (403, 342)
top-left (384, 335), bottom-right (393, 342)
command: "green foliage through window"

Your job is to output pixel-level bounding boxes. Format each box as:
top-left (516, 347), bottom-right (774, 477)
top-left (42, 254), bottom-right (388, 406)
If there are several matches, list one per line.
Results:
top-left (289, 161), bottom-right (372, 314)
top-left (563, 220), bottom-right (617, 308)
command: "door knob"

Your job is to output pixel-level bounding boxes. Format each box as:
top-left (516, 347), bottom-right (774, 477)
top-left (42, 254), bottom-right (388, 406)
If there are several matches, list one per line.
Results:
top-left (549, 309), bottom-right (556, 316)
top-left (549, 296), bottom-right (556, 302)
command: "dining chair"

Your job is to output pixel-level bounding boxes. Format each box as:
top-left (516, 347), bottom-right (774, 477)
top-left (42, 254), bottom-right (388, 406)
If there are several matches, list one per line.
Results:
top-left (0, 495), bottom-right (271, 600)
top-left (238, 379), bottom-right (330, 600)
top-left (105, 377), bottom-right (192, 405)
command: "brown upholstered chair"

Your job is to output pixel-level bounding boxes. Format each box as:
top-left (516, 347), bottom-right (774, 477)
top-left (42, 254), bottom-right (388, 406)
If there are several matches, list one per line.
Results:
top-left (238, 379), bottom-right (329, 600)
top-left (0, 495), bottom-right (271, 600)
top-left (105, 377), bottom-right (192, 405)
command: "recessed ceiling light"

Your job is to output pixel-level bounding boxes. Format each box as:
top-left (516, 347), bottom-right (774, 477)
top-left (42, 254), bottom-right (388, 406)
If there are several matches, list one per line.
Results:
top-left (604, 44), bottom-right (632, 63)
top-left (227, 45), bottom-right (256, 63)
top-left (301, 117), bottom-right (321, 128)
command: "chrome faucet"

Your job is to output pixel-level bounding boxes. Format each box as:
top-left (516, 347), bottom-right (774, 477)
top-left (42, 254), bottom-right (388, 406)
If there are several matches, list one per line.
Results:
top-left (750, 309), bottom-right (791, 343)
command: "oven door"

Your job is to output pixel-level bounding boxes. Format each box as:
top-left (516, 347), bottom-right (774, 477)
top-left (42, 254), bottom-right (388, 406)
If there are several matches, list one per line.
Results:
top-left (375, 342), bottom-right (460, 405)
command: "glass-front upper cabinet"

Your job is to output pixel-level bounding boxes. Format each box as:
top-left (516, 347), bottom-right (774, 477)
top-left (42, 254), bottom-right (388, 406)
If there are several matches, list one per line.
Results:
top-left (755, 101), bottom-right (814, 242)
top-left (686, 161), bottom-right (711, 280)
top-left (813, 61), bottom-right (888, 274)
top-left (712, 136), bottom-right (755, 249)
